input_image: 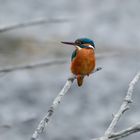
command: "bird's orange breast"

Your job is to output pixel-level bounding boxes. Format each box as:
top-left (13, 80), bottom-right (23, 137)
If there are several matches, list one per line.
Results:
top-left (71, 48), bottom-right (96, 75)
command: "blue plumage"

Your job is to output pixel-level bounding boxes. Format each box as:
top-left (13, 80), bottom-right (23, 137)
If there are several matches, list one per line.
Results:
top-left (75, 38), bottom-right (95, 48)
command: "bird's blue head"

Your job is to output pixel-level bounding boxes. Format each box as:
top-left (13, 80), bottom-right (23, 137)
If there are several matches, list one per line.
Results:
top-left (75, 38), bottom-right (95, 49)
top-left (61, 38), bottom-right (95, 49)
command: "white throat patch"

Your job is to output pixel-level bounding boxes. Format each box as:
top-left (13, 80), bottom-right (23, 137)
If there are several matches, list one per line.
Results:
top-left (75, 45), bottom-right (82, 50)
top-left (88, 45), bottom-right (94, 49)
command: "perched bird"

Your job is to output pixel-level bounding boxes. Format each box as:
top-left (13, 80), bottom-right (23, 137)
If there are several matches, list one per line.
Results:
top-left (61, 38), bottom-right (96, 86)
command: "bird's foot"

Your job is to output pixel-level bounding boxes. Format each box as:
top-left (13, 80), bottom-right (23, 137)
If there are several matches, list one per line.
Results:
top-left (68, 74), bottom-right (77, 81)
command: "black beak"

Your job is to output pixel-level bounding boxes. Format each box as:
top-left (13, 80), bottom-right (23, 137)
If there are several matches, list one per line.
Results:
top-left (61, 41), bottom-right (75, 45)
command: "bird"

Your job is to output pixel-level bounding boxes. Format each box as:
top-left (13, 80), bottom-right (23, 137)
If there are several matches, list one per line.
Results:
top-left (61, 38), bottom-right (96, 86)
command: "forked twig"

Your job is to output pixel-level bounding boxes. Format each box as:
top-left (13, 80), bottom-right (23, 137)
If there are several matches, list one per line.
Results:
top-left (110, 123), bottom-right (140, 140)
top-left (92, 72), bottom-right (140, 140)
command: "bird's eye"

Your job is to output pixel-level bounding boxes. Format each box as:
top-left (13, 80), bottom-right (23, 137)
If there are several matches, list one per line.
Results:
top-left (75, 40), bottom-right (82, 45)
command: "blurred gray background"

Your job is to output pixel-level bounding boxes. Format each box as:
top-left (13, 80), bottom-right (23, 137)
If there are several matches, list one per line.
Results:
top-left (0, 0), bottom-right (140, 140)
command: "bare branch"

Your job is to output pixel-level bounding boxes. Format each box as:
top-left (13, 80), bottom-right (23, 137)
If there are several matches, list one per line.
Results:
top-left (104, 72), bottom-right (140, 137)
top-left (0, 59), bottom-right (66, 73)
top-left (0, 17), bottom-right (69, 33)
top-left (110, 123), bottom-right (140, 140)
top-left (0, 59), bottom-right (101, 74)
top-left (92, 72), bottom-right (140, 140)
top-left (93, 67), bottom-right (102, 73)
top-left (31, 67), bottom-right (102, 140)
top-left (31, 75), bottom-right (75, 140)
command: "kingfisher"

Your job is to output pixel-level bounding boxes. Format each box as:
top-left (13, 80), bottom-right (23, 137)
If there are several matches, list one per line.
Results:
top-left (61, 38), bottom-right (96, 86)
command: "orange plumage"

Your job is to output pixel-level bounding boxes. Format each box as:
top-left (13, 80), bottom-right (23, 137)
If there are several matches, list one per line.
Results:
top-left (71, 48), bottom-right (96, 86)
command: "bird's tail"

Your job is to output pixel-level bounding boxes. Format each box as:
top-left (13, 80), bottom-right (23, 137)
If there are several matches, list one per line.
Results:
top-left (77, 75), bottom-right (84, 86)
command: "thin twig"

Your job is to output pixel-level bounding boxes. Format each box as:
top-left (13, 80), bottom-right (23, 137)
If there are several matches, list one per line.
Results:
top-left (0, 52), bottom-right (118, 74)
top-left (0, 17), bottom-right (69, 33)
top-left (92, 72), bottom-right (140, 140)
top-left (0, 58), bottom-right (103, 74)
top-left (0, 59), bottom-right (66, 73)
top-left (31, 67), bottom-right (102, 140)
top-left (110, 123), bottom-right (140, 140)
